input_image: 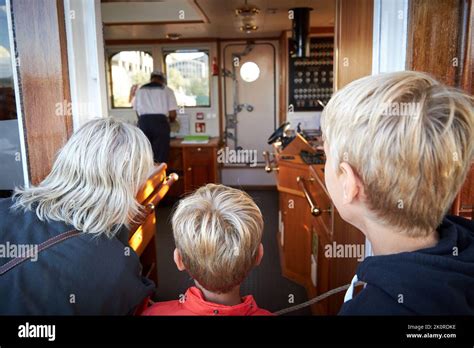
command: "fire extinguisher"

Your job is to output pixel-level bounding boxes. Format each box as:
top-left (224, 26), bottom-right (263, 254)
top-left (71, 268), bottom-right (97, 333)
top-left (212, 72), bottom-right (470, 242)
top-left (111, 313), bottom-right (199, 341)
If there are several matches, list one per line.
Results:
top-left (212, 56), bottom-right (219, 76)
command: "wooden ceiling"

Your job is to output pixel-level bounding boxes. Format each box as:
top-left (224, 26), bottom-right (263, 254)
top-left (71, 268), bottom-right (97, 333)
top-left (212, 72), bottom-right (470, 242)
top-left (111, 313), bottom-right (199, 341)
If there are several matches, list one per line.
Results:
top-left (102, 0), bottom-right (335, 40)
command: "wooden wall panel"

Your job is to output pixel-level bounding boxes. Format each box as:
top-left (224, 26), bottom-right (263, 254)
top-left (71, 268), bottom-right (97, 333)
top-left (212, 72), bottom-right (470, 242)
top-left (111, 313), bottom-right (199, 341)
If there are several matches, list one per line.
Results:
top-left (407, 0), bottom-right (474, 218)
top-left (335, 0), bottom-right (374, 90)
top-left (406, 0), bottom-right (463, 86)
top-left (11, 0), bottom-right (73, 185)
top-left (453, 165), bottom-right (474, 219)
top-left (460, 0), bottom-right (473, 93)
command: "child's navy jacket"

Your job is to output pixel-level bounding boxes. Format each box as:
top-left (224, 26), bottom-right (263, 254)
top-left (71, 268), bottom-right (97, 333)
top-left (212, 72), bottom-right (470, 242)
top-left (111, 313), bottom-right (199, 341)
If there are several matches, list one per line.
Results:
top-left (340, 215), bottom-right (474, 315)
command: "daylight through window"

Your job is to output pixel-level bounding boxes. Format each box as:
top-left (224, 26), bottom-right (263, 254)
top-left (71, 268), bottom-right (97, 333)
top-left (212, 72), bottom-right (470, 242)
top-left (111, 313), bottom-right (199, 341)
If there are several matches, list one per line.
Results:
top-left (165, 50), bottom-right (210, 107)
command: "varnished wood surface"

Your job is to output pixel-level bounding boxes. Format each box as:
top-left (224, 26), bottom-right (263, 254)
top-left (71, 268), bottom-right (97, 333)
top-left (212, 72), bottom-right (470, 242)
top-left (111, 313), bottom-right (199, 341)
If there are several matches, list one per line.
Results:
top-left (335, 0), bottom-right (373, 90)
top-left (406, 0), bottom-right (473, 218)
top-left (275, 153), bottom-right (365, 315)
top-left (460, 164), bottom-right (474, 218)
top-left (129, 164), bottom-right (178, 285)
top-left (278, 191), bottom-right (312, 286)
top-left (453, 163), bottom-right (474, 219)
top-left (167, 138), bottom-right (219, 197)
top-left (12, 0), bottom-right (73, 185)
top-left (461, 0), bottom-right (473, 93)
top-left (407, 0), bottom-right (462, 86)
top-left (182, 145), bottom-right (217, 193)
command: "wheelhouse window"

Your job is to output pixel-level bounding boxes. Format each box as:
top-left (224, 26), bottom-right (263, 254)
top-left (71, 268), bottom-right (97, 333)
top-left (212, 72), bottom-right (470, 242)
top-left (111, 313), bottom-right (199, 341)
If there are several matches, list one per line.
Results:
top-left (164, 50), bottom-right (210, 107)
top-left (109, 50), bottom-right (153, 108)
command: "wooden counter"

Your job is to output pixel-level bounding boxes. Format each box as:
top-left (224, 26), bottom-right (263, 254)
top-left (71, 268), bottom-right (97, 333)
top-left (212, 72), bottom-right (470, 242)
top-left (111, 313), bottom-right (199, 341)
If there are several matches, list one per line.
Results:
top-left (167, 137), bottom-right (220, 197)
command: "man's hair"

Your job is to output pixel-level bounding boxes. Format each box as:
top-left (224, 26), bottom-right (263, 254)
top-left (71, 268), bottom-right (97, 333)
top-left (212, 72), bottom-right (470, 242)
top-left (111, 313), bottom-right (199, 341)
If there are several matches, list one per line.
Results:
top-left (321, 71), bottom-right (473, 237)
top-left (13, 118), bottom-right (154, 237)
top-left (172, 184), bottom-right (264, 293)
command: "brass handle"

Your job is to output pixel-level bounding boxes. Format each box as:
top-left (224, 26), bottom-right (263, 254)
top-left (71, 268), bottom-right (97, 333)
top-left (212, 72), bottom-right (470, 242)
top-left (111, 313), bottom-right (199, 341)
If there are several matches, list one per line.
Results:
top-left (148, 173), bottom-right (179, 210)
top-left (165, 172), bottom-right (179, 185)
top-left (187, 167), bottom-right (192, 171)
top-left (297, 176), bottom-right (331, 217)
top-left (263, 151), bottom-right (279, 173)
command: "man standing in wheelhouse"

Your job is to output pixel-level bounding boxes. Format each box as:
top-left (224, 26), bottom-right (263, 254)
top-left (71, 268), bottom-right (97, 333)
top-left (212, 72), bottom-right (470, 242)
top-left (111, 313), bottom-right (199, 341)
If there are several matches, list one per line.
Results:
top-left (133, 70), bottom-right (178, 163)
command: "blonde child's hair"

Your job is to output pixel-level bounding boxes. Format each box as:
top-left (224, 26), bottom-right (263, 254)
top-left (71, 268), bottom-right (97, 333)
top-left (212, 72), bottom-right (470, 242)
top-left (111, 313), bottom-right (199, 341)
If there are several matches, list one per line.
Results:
top-left (172, 184), bottom-right (264, 293)
top-left (321, 71), bottom-right (473, 237)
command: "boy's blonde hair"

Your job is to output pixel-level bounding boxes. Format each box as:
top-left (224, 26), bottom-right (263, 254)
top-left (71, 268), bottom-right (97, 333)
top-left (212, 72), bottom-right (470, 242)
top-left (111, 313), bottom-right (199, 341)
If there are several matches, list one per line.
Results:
top-left (321, 71), bottom-right (473, 237)
top-left (172, 184), bottom-right (264, 293)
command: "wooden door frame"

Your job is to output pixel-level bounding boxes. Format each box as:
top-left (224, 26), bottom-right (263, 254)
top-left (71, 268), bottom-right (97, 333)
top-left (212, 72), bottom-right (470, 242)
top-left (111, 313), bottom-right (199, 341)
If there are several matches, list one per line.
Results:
top-left (11, 0), bottom-right (73, 185)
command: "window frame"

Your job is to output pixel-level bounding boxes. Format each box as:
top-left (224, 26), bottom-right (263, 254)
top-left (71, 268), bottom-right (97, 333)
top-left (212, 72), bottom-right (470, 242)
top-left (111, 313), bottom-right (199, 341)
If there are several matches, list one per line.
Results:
top-left (108, 49), bottom-right (153, 110)
top-left (163, 48), bottom-right (211, 108)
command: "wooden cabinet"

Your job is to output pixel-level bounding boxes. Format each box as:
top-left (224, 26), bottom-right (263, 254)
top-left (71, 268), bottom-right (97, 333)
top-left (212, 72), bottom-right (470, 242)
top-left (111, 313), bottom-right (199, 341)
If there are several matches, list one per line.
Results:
top-left (270, 153), bottom-right (365, 315)
top-left (182, 146), bottom-right (217, 193)
top-left (168, 138), bottom-right (219, 198)
top-left (278, 191), bottom-right (312, 286)
top-left (275, 157), bottom-right (313, 286)
top-left (308, 165), bottom-right (365, 315)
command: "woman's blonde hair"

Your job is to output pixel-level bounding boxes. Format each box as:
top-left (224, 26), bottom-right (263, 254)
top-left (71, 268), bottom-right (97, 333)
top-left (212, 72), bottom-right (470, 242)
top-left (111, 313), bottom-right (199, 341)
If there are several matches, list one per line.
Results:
top-left (321, 71), bottom-right (473, 237)
top-left (172, 184), bottom-right (264, 293)
top-left (13, 118), bottom-right (154, 238)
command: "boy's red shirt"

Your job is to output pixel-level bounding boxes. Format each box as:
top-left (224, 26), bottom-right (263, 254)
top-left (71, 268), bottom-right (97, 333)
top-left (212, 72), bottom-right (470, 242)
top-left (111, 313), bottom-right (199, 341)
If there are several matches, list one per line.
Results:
top-left (142, 286), bottom-right (273, 316)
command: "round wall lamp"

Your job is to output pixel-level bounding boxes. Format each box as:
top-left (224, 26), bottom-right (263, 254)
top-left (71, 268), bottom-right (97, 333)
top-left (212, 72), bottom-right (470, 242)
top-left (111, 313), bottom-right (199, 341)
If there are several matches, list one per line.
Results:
top-left (240, 61), bottom-right (260, 82)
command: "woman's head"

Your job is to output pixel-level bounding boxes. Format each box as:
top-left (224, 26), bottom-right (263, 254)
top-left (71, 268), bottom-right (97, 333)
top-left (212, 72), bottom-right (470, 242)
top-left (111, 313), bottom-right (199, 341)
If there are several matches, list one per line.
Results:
top-left (14, 118), bottom-right (154, 237)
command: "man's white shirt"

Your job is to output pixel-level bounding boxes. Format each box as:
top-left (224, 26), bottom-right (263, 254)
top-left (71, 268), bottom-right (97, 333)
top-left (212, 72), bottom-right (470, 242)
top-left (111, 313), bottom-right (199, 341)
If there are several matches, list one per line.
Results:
top-left (132, 83), bottom-right (178, 116)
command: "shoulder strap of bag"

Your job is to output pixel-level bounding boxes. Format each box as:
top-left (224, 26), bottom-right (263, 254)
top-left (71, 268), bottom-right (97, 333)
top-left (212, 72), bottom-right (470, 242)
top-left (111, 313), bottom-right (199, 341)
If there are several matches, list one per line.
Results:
top-left (273, 281), bottom-right (366, 316)
top-left (0, 229), bottom-right (81, 276)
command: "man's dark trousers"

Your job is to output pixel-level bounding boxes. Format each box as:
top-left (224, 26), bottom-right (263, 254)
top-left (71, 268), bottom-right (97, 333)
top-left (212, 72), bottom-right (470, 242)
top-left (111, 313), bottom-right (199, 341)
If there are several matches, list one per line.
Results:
top-left (137, 114), bottom-right (170, 163)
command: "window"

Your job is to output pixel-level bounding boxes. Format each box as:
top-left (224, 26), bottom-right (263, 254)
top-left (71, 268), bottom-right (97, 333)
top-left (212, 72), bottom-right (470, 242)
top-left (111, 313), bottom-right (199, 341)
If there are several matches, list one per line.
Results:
top-left (0, 0), bottom-right (16, 121)
top-left (109, 50), bottom-right (153, 108)
top-left (0, 0), bottom-right (24, 190)
top-left (165, 50), bottom-right (210, 107)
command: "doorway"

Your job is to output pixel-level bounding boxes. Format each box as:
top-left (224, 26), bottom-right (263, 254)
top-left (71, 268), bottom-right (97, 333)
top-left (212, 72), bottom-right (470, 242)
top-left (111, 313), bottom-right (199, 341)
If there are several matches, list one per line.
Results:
top-left (221, 41), bottom-right (278, 186)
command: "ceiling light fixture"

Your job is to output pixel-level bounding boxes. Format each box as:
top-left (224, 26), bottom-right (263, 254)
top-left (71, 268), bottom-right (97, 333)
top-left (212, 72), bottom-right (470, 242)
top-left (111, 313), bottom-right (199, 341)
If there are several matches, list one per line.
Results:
top-left (166, 33), bottom-right (182, 40)
top-left (235, 0), bottom-right (260, 17)
top-left (240, 23), bottom-right (258, 34)
top-left (235, 0), bottom-right (259, 34)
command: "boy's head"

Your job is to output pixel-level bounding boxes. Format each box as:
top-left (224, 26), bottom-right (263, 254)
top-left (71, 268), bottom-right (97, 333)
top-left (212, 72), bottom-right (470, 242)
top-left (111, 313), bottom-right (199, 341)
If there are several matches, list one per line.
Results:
top-left (321, 71), bottom-right (473, 237)
top-left (171, 184), bottom-right (264, 293)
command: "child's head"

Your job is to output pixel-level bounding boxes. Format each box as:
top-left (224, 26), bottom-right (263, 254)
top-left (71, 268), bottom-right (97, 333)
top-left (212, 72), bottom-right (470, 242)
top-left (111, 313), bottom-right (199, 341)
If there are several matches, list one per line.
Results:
top-left (171, 184), bottom-right (264, 293)
top-left (321, 71), bottom-right (473, 237)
